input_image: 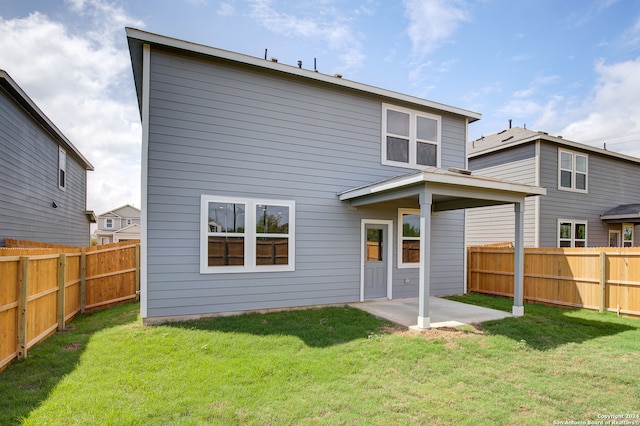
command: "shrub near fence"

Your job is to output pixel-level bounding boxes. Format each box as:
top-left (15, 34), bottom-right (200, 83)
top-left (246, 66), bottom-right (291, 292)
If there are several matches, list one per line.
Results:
top-left (0, 240), bottom-right (140, 371)
top-left (467, 245), bottom-right (640, 317)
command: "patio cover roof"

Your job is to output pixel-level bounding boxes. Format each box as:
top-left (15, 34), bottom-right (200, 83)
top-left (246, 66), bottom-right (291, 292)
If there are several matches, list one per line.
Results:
top-left (338, 168), bottom-right (546, 330)
top-left (338, 168), bottom-right (546, 208)
top-left (600, 204), bottom-right (640, 223)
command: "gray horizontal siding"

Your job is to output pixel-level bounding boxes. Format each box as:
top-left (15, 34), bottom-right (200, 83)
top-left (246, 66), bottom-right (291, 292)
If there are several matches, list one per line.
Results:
top-left (0, 87), bottom-right (90, 247)
top-left (145, 48), bottom-right (469, 317)
top-left (466, 145), bottom-right (538, 247)
top-left (538, 142), bottom-right (640, 247)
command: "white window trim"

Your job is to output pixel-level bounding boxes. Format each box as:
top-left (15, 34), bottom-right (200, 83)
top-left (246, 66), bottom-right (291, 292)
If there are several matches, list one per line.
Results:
top-left (382, 103), bottom-right (441, 169)
top-left (58, 146), bottom-right (67, 190)
top-left (105, 218), bottom-right (114, 229)
top-left (200, 195), bottom-right (295, 274)
top-left (557, 218), bottom-right (587, 248)
top-left (558, 149), bottom-right (588, 193)
top-left (397, 208), bottom-right (420, 269)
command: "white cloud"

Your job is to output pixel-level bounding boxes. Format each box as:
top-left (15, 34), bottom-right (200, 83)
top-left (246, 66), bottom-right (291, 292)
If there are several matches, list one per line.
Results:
top-left (403, 0), bottom-right (469, 58)
top-left (217, 2), bottom-right (235, 16)
top-left (247, 0), bottom-right (365, 73)
top-left (0, 1), bottom-right (145, 216)
top-left (561, 58), bottom-right (640, 157)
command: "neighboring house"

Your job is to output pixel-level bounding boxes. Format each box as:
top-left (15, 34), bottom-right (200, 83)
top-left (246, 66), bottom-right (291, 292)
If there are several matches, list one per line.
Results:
top-left (0, 70), bottom-right (95, 247)
top-left (94, 204), bottom-right (141, 244)
top-left (127, 28), bottom-right (544, 327)
top-left (466, 126), bottom-right (640, 248)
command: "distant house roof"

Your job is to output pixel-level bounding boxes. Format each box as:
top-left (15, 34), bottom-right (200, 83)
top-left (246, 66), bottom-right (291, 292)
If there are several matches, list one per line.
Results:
top-left (468, 126), bottom-right (640, 165)
top-left (601, 204), bottom-right (640, 223)
top-left (97, 204), bottom-right (141, 218)
top-left (0, 69), bottom-right (94, 171)
top-left (126, 27), bottom-right (482, 123)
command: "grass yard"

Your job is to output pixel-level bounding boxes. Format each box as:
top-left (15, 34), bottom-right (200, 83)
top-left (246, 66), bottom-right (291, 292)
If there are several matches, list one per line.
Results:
top-left (1, 295), bottom-right (639, 425)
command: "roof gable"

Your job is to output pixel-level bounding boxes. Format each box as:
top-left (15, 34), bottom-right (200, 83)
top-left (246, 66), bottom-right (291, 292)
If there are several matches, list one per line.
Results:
top-left (98, 204), bottom-right (141, 218)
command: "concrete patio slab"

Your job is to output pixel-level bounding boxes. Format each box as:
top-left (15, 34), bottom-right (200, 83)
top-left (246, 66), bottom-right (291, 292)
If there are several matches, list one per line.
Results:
top-left (348, 297), bottom-right (512, 329)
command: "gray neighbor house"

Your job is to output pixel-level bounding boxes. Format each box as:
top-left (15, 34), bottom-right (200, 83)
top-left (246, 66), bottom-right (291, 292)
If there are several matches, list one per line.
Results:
top-left (466, 126), bottom-right (640, 248)
top-left (126, 28), bottom-right (544, 328)
top-left (0, 70), bottom-right (95, 247)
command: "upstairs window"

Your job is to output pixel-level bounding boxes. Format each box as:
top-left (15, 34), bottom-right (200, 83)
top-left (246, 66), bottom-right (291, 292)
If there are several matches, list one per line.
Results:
top-left (559, 149), bottom-right (587, 192)
top-left (201, 195), bottom-right (295, 273)
top-left (58, 147), bottom-right (67, 190)
top-left (105, 218), bottom-right (114, 229)
top-left (558, 219), bottom-right (587, 247)
top-left (382, 104), bottom-right (440, 169)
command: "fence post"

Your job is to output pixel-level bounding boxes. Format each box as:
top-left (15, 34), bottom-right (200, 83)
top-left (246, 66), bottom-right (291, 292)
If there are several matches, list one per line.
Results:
top-left (58, 254), bottom-right (66, 331)
top-left (80, 252), bottom-right (86, 313)
top-left (135, 244), bottom-right (141, 302)
top-left (17, 256), bottom-right (29, 359)
top-left (599, 251), bottom-right (606, 313)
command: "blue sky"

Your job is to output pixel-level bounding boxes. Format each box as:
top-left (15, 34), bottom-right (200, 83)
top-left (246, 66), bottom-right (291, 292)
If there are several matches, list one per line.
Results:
top-left (1, 0), bottom-right (640, 215)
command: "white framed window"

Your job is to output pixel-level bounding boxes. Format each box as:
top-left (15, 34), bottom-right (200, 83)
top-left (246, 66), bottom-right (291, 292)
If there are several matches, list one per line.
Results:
top-left (200, 195), bottom-right (295, 273)
top-left (398, 208), bottom-right (420, 268)
top-left (382, 104), bottom-right (441, 169)
top-left (58, 146), bottom-right (67, 190)
top-left (126, 219), bottom-right (133, 226)
top-left (623, 223), bottom-right (634, 247)
top-left (558, 219), bottom-right (587, 247)
top-left (558, 149), bottom-right (588, 192)
top-left (105, 218), bottom-right (114, 229)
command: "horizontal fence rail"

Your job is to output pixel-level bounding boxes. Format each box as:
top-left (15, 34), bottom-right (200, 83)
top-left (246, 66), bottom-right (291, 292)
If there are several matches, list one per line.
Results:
top-left (1, 239), bottom-right (140, 371)
top-left (467, 246), bottom-right (640, 317)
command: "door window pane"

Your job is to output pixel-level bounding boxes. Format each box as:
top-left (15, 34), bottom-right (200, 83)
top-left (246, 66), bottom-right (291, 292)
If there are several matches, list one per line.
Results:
top-left (367, 229), bottom-right (383, 261)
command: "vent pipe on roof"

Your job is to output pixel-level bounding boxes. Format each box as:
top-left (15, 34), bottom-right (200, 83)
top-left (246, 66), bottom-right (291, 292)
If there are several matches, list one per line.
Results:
top-left (509, 119), bottom-right (512, 129)
top-left (314, 58), bottom-right (318, 72)
top-left (297, 60), bottom-right (302, 69)
top-left (264, 49), bottom-right (267, 60)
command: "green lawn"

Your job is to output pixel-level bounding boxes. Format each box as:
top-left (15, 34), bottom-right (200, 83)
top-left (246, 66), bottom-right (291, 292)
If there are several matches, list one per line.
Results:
top-left (1, 295), bottom-right (639, 425)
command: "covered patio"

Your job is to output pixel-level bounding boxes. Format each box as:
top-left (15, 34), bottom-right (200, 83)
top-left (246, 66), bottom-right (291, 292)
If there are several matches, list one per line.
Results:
top-left (339, 168), bottom-right (546, 329)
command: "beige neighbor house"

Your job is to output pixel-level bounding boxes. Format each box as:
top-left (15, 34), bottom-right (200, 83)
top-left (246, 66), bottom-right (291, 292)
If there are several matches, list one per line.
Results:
top-left (94, 204), bottom-right (141, 245)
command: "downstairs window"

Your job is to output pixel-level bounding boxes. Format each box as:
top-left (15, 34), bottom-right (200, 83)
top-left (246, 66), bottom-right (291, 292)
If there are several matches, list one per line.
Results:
top-left (201, 195), bottom-right (295, 273)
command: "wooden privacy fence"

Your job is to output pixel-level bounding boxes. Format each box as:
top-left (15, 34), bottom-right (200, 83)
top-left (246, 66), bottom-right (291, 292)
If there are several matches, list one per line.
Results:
top-left (0, 240), bottom-right (140, 370)
top-left (467, 245), bottom-right (640, 317)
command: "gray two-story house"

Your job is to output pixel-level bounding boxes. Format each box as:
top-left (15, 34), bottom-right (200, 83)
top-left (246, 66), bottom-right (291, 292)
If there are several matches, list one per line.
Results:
top-left (127, 28), bottom-right (544, 327)
top-left (466, 126), bottom-right (640, 248)
top-left (94, 204), bottom-right (141, 245)
top-left (0, 70), bottom-right (95, 247)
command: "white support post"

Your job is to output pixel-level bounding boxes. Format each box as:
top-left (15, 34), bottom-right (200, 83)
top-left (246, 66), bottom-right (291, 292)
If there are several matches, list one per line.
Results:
top-left (416, 190), bottom-right (432, 329)
top-left (513, 200), bottom-right (525, 316)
